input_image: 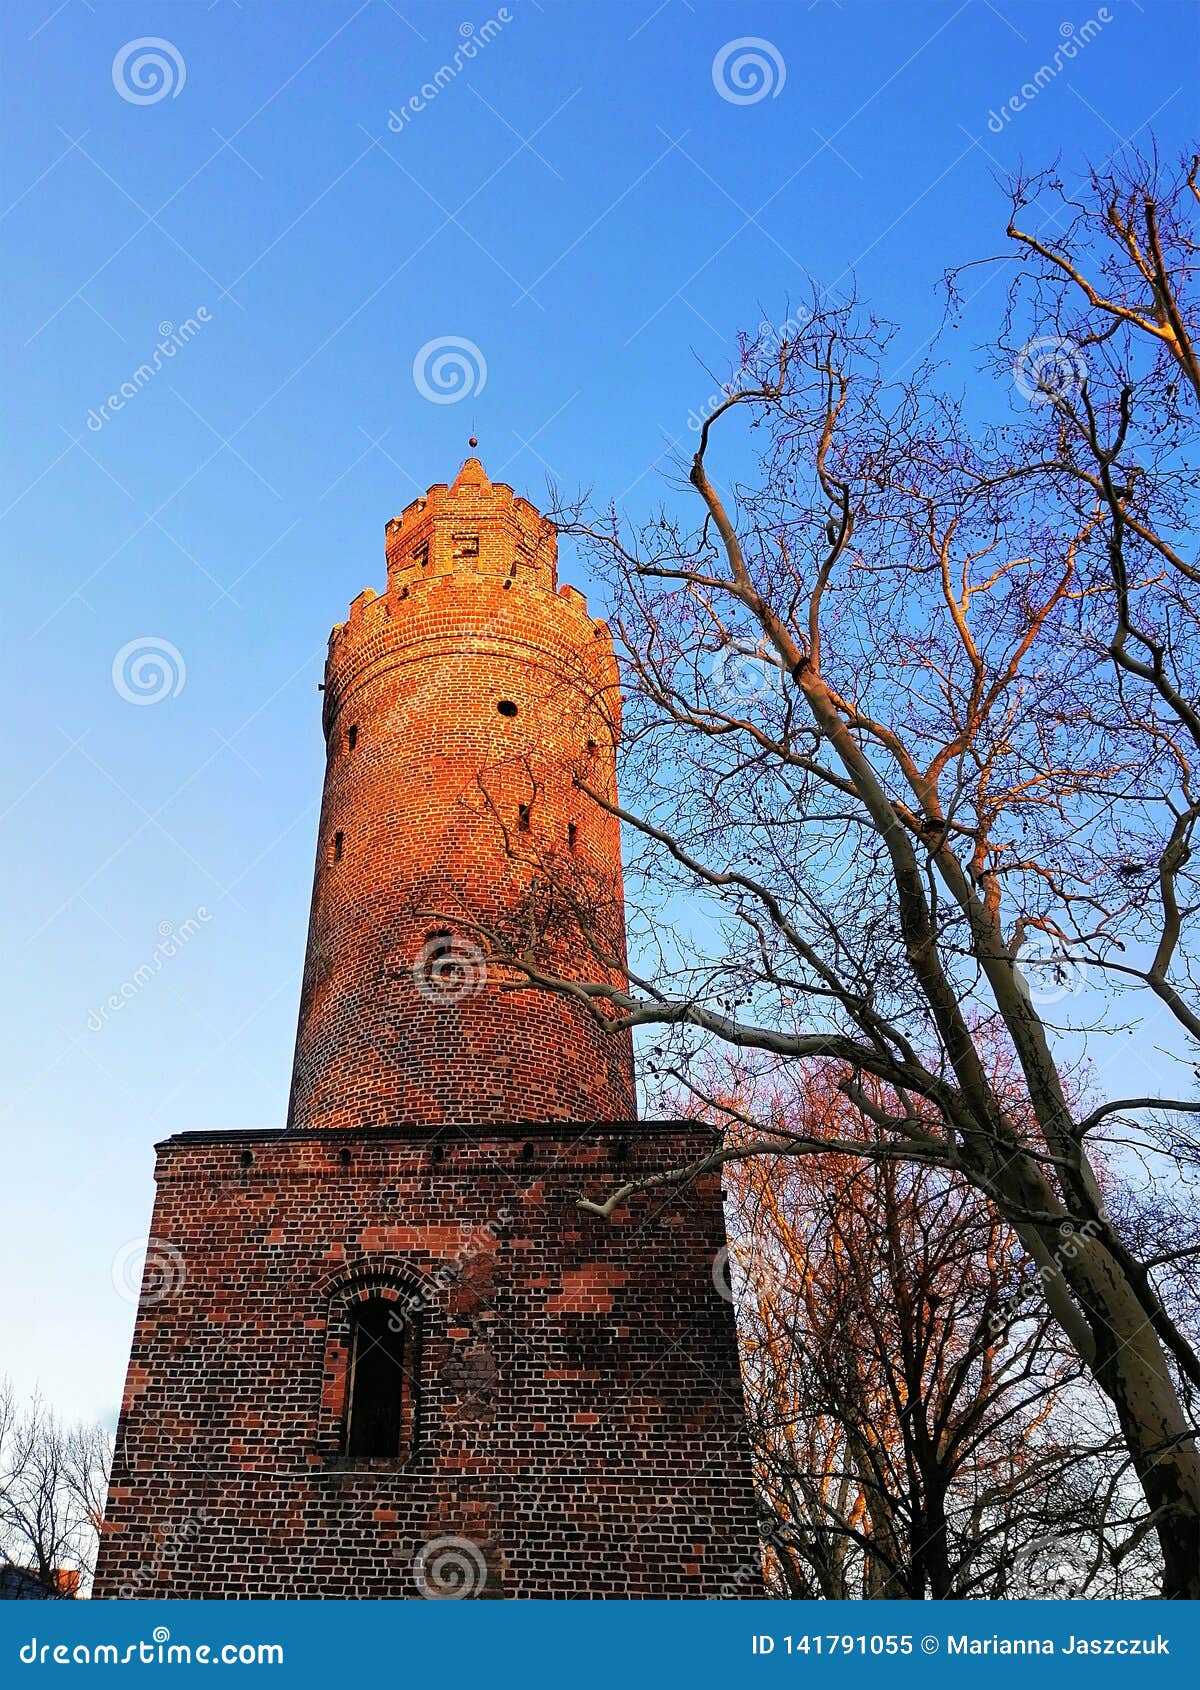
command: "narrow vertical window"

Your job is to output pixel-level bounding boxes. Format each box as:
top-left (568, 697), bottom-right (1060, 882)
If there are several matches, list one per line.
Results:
top-left (344, 1299), bottom-right (418, 1459)
top-left (328, 830), bottom-right (344, 865)
top-left (568, 823), bottom-right (578, 853)
top-left (346, 724), bottom-right (358, 752)
top-left (518, 804), bottom-right (531, 833)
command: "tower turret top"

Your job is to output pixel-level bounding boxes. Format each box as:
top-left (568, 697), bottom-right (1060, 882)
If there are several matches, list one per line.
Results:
top-left (380, 459), bottom-right (558, 596)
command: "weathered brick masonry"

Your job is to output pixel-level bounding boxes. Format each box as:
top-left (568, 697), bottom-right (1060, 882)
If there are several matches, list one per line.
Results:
top-left (94, 1123), bottom-right (760, 1598)
top-left (289, 454), bottom-right (634, 1132)
top-left (94, 460), bottom-right (762, 1599)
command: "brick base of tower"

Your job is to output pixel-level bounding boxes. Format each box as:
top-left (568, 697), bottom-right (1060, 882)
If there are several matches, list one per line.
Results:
top-left (93, 1122), bottom-right (762, 1600)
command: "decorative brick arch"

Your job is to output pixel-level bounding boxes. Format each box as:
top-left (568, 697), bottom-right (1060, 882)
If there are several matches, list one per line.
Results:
top-left (315, 1258), bottom-right (428, 1466)
top-left (315, 1254), bottom-right (431, 1306)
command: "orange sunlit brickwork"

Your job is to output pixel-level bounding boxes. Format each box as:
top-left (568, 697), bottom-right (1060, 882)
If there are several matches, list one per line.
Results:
top-left (288, 455), bottom-right (635, 1131)
top-left (93, 462), bottom-right (761, 1600)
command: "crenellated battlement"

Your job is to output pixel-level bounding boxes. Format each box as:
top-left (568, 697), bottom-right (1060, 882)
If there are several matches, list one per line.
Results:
top-left (382, 456), bottom-right (557, 596)
top-left (324, 459), bottom-right (610, 730)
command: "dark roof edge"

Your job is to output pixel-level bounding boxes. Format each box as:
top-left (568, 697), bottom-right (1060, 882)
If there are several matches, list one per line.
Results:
top-left (156, 1119), bottom-right (715, 1152)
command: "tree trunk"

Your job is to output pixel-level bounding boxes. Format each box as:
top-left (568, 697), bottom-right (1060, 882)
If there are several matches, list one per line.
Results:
top-left (1080, 1244), bottom-right (1200, 1597)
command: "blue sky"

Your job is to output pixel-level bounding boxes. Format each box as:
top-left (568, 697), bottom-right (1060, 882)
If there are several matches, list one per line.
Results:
top-left (1, 0), bottom-right (1192, 1427)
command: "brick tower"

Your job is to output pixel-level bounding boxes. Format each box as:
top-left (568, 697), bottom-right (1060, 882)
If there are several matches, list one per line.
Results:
top-left (94, 459), bottom-right (762, 1600)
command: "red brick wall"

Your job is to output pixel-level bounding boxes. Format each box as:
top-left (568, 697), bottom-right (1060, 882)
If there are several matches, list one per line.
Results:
top-left (93, 1124), bottom-right (763, 1599)
top-left (95, 466), bottom-right (762, 1600)
top-left (288, 459), bottom-right (635, 1132)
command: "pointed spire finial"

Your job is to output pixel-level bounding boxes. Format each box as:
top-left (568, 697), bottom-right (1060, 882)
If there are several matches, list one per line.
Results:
top-left (451, 452), bottom-right (490, 491)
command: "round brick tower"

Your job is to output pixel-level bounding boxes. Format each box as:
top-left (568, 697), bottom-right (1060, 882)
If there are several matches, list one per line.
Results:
top-left (286, 456), bottom-right (636, 1131)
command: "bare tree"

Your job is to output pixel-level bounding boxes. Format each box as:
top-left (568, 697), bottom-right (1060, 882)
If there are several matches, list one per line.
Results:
top-left (0, 1381), bottom-right (111, 1597)
top-left (723, 1067), bottom-right (1156, 1598)
top-left (441, 149), bottom-right (1200, 1595)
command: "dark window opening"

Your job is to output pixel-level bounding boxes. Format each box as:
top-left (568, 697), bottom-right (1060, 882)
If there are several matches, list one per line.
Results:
top-left (329, 831), bottom-right (344, 865)
top-left (586, 739), bottom-right (598, 755)
top-left (426, 927), bottom-right (454, 960)
top-left (518, 804), bottom-right (531, 833)
top-left (497, 699), bottom-right (518, 718)
top-left (413, 542), bottom-right (429, 569)
top-left (568, 823), bottom-right (578, 853)
top-left (346, 724), bottom-right (358, 752)
top-left (344, 1298), bottom-right (418, 1459)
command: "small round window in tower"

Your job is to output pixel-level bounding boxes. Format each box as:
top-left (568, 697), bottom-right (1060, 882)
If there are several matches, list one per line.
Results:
top-left (497, 700), bottom-right (518, 718)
